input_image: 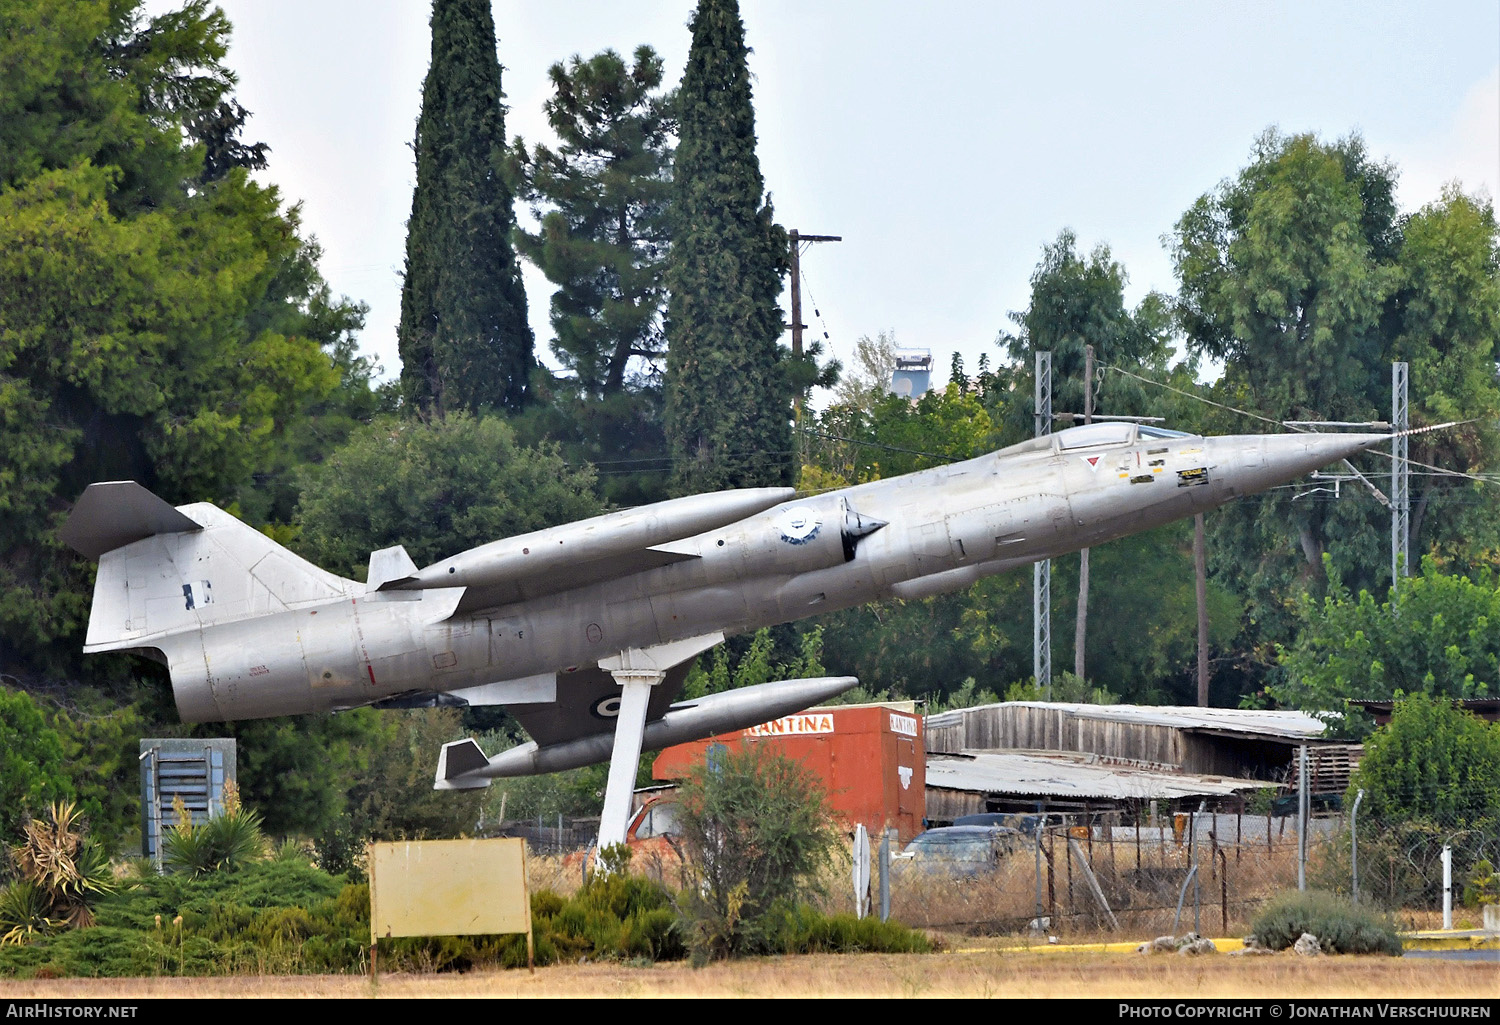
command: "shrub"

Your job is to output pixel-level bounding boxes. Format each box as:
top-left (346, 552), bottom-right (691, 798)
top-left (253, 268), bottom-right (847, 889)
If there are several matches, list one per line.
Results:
top-left (770, 904), bottom-right (933, 954)
top-left (1250, 889), bottom-right (1403, 955)
top-left (6, 801), bottom-right (114, 934)
top-left (674, 741), bottom-right (840, 960)
top-left (1463, 859), bottom-right (1498, 908)
top-left (161, 786), bottom-right (267, 878)
top-left (0, 881), bottom-right (58, 946)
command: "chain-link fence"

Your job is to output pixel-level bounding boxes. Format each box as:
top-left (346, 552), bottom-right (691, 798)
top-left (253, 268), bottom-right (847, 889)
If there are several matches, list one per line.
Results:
top-left (885, 791), bottom-right (1500, 936)
top-left (1310, 787), bottom-right (1500, 922)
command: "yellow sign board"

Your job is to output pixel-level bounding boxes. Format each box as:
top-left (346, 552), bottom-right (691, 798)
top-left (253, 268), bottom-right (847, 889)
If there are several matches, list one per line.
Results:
top-left (367, 838), bottom-right (531, 945)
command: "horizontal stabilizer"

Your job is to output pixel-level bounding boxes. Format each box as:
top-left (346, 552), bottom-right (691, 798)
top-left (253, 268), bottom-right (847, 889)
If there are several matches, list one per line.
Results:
top-left (60, 482), bottom-right (202, 559)
top-left (367, 545), bottom-right (418, 591)
top-left (435, 738), bottom-right (492, 790)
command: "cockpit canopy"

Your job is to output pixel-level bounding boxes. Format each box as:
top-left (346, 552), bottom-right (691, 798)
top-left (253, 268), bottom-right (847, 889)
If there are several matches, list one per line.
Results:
top-left (995, 422), bottom-right (1198, 458)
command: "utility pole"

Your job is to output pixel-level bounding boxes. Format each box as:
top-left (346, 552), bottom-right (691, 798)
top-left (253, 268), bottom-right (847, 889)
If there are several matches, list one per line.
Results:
top-left (1392, 362), bottom-right (1409, 590)
top-left (1075, 345), bottom-right (1093, 683)
top-left (1195, 514), bottom-right (1209, 706)
top-left (787, 230), bottom-right (842, 420)
top-left (1034, 350), bottom-right (1052, 697)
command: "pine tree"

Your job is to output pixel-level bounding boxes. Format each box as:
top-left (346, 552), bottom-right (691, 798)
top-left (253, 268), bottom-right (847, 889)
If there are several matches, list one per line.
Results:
top-left (398, 0), bottom-right (533, 416)
top-left (664, 0), bottom-right (790, 494)
top-left (513, 46), bottom-right (674, 399)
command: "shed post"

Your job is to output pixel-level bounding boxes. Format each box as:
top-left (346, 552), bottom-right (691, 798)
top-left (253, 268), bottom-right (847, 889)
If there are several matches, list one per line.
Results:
top-left (879, 828), bottom-right (892, 923)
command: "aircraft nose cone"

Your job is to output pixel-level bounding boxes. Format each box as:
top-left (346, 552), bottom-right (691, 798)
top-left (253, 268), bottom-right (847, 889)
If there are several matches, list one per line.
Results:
top-left (1208, 432), bottom-right (1389, 499)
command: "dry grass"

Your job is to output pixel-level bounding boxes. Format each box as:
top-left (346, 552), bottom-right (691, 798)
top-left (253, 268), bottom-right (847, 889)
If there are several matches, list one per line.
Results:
top-left (0, 949), bottom-right (1493, 999)
top-left (885, 837), bottom-right (1350, 938)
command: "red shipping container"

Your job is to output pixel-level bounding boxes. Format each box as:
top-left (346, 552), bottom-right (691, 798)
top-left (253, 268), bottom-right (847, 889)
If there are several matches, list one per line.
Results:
top-left (651, 703), bottom-right (925, 842)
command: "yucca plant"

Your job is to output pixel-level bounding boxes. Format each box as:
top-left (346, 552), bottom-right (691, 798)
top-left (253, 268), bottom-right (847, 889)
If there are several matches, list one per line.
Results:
top-left (162, 782), bottom-right (267, 877)
top-left (0, 879), bottom-right (59, 945)
top-left (6, 800), bottom-right (115, 935)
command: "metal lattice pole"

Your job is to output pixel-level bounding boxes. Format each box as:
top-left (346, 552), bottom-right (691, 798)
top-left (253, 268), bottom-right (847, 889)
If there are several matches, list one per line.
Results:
top-left (1034, 351), bottom-right (1052, 696)
top-left (1392, 362), bottom-right (1409, 587)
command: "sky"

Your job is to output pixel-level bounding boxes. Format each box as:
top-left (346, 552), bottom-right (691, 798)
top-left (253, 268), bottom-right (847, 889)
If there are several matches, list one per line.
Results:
top-left (171, 1), bottom-right (1500, 402)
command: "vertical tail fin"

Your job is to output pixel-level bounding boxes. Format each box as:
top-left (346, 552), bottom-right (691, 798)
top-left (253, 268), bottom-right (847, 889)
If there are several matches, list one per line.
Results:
top-left (62, 481), bottom-right (355, 653)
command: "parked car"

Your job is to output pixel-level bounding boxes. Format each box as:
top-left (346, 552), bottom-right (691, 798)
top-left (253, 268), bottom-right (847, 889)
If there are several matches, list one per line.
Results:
top-left (952, 812), bottom-right (1058, 833)
top-left (563, 792), bottom-right (686, 886)
top-left (891, 824), bottom-right (1025, 877)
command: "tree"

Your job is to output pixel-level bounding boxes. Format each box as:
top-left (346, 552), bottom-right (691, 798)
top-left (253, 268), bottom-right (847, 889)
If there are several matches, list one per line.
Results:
top-left (674, 742), bottom-right (837, 960)
top-left (398, 0), bottom-right (533, 417)
top-left (1171, 131), bottom-right (1402, 626)
top-left (513, 46), bottom-right (674, 399)
top-left (0, 0), bottom-right (243, 213)
top-left (344, 709), bottom-right (484, 841)
top-left (1170, 131), bottom-right (1500, 690)
top-left (1001, 230), bottom-right (1174, 437)
top-left (1351, 692), bottom-right (1500, 829)
top-left (830, 330), bottom-right (899, 414)
top-left (293, 411), bottom-right (601, 579)
top-left (1273, 558), bottom-right (1500, 737)
top-left (0, 689), bottom-right (71, 845)
top-left (0, 1), bottom-right (366, 679)
top-left (680, 626), bottom-right (828, 699)
top-left (664, 0), bottom-right (791, 494)
top-left (1391, 187), bottom-right (1500, 563)
top-left (510, 45), bottom-right (675, 505)
top-left (999, 231), bottom-right (1176, 682)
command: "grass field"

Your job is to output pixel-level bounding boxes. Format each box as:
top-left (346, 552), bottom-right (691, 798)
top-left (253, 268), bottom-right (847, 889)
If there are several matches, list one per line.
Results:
top-left (1, 946), bottom-right (1495, 1000)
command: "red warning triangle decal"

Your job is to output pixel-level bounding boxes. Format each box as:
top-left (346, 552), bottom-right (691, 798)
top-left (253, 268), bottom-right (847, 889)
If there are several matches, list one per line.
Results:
top-left (1086, 456), bottom-right (1100, 467)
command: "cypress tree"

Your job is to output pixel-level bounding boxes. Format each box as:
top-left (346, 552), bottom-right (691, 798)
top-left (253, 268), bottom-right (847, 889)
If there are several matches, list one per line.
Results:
top-left (398, 0), bottom-right (533, 416)
top-left (664, 0), bottom-right (790, 493)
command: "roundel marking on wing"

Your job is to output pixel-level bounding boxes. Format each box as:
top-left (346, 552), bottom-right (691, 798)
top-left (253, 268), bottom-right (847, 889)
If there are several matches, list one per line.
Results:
top-left (777, 506), bottom-right (822, 545)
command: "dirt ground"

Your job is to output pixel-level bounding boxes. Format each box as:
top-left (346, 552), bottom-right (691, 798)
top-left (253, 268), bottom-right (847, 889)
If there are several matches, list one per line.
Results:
top-left (1, 947), bottom-right (1496, 1000)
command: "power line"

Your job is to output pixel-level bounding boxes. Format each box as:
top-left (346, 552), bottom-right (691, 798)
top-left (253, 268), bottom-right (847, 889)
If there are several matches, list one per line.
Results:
top-left (1099, 361), bottom-right (1493, 487)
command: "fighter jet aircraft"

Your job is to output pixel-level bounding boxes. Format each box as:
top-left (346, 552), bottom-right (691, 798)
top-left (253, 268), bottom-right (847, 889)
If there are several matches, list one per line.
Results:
top-left (61, 421), bottom-right (1419, 845)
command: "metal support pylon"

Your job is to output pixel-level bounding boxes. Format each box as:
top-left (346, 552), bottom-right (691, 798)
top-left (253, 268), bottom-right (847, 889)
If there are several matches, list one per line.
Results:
top-left (1034, 350), bottom-right (1052, 696)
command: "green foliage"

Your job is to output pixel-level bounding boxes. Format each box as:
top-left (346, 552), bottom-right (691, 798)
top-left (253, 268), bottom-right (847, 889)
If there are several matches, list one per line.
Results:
top-left (929, 677), bottom-right (999, 712)
top-left (769, 904), bottom-right (932, 954)
top-left (1276, 560), bottom-right (1500, 736)
top-left (161, 789), bottom-right (267, 878)
top-left (807, 378), bottom-right (1000, 487)
top-left (0, 689), bottom-right (71, 844)
top-left (1349, 692), bottom-right (1500, 827)
top-left (1250, 889), bottom-right (1403, 955)
top-left (999, 229), bottom-right (1175, 444)
top-left (0, 0), bottom-right (241, 212)
top-left (513, 45), bottom-right (674, 399)
top-left (209, 709), bottom-right (386, 840)
top-left (294, 412), bottom-right (601, 578)
top-left (665, 0), bottom-right (792, 493)
top-left (1172, 130), bottom-right (1500, 657)
top-left (311, 815), bottom-right (367, 882)
top-left (343, 708), bottom-right (483, 841)
top-left (1003, 672), bottom-right (1120, 706)
top-left (0, 880), bottom-right (58, 946)
top-left (1462, 859), bottom-right (1497, 908)
top-left (3, 801), bottom-right (115, 943)
top-left (0, 0), bottom-right (367, 676)
top-left (681, 626), bottom-right (828, 699)
top-left (43, 690), bottom-right (146, 854)
top-left (674, 741), bottom-right (839, 960)
top-left (398, 0), bottom-right (532, 415)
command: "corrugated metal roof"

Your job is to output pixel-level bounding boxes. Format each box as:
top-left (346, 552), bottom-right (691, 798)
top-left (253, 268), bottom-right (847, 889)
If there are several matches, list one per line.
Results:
top-left (925, 702), bottom-right (1328, 741)
top-left (925, 751), bottom-right (1276, 801)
